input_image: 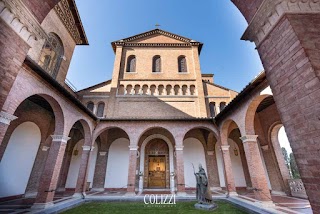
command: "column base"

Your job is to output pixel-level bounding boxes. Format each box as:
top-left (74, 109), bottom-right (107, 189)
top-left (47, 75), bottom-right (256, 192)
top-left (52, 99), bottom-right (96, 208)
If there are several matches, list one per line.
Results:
top-left (228, 191), bottom-right (238, 197)
top-left (72, 192), bottom-right (85, 198)
top-left (24, 192), bottom-right (37, 198)
top-left (31, 202), bottom-right (54, 209)
top-left (211, 187), bottom-right (222, 191)
top-left (91, 188), bottom-right (105, 192)
top-left (125, 192), bottom-right (136, 196)
top-left (271, 190), bottom-right (286, 196)
top-left (176, 192), bottom-right (187, 196)
top-left (255, 200), bottom-right (275, 208)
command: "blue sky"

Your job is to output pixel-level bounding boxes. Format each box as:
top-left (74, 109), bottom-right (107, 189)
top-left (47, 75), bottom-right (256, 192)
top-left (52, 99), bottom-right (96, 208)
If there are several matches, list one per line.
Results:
top-left (67, 0), bottom-right (264, 92)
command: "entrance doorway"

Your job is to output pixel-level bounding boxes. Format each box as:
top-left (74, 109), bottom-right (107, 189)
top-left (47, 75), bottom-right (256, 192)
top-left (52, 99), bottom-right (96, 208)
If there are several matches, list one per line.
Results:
top-left (148, 156), bottom-right (166, 188)
top-left (144, 139), bottom-right (170, 189)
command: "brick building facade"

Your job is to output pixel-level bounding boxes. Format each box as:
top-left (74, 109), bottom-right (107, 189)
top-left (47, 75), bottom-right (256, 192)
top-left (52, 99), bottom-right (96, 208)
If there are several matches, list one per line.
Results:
top-left (0, 0), bottom-right (319, 213)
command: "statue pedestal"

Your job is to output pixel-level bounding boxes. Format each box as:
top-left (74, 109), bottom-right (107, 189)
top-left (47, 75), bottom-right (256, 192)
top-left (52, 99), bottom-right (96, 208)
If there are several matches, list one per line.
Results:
top-left (194, 203), bottom-right (218, 211)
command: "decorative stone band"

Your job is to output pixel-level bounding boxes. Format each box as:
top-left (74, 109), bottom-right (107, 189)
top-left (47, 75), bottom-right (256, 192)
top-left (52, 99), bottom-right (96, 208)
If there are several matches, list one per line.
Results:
top-left (99, 152), bottom-right (107, 156)
top-left (221, 145), bottom-right (230, 151)
top-left (129, 145), bottom-right (139, 151)
top-left (242, 0), bottom-right (320, 47)
top-left (0, 111), bottom-right (17, 125)
top-left (42, 146), bottom-right (50, 151)
top-left (51, 135), bottom-right (71, 144)
top-left (82, 146), bottom-right (91, 151)
top-left (240, 135), bottom-right (258, 143)
top-left (207, 151), bottom-right (215, 156)
top-left (175, 145), bottom-right (184, 151)
top-left (0, 0), bottom-right (47, 45)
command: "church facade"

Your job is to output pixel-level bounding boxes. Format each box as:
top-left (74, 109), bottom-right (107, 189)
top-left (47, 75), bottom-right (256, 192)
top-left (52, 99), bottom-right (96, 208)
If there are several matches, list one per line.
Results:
top-left (0, 0), bottom-right (319, 213)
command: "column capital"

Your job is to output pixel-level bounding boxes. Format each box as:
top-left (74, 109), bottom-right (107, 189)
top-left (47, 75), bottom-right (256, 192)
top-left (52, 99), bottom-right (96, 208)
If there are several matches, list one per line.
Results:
top-left (129, 145), bottom-right (139, 151)
top-left (240, 135), bottom-right (258, 143)
top-left (175, 145), bottom-right (184, 151)
top-left (41, 146), bottom-right (50, 151)
top-left (221, 145), bottom-right (230, 151)
top-left (207, 151), bottom-right (215, 156)
top-left (99, 152), bottom-right (107, 156)
top-left (0, 111), bottom-right (17, 125)
top-left (51, 135), bottom-right (70, 144)
top-left (82, 145), bottom-right (91, 151)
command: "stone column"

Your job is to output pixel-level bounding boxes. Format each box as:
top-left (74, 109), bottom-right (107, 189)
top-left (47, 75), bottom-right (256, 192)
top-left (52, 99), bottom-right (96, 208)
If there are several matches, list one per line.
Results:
top-left (92, 151), bottom-right (108, 191)
top-left (32, 135), bottom-right (70, 209)
top-left (221, 145), bottom-right (237, 196)
top-left (206, 150), bottom-right (220, 190)
top-left (126, 145), bottom-right (138, 195)
top-left (0, 111), bottom-right (17, 146)
top-left (240, 135), bottom-right (272, 203)
top-left (175, 145), bottom-right (186, 196)
top-left (73, 145), bottom-right (92, 197)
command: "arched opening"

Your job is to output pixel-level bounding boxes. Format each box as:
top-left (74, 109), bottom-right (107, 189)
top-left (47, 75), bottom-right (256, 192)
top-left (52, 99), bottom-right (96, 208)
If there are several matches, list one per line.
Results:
top-left (38, 32), bottom-right (64, 78)
top-left (178, 56), bottom-right (187, 73)
top-left (0, 122), bottom-right (41, 198)
top-left (152, 55), bottom-right (161, 73)
top-left (89, 127), bottom-right (130, 191)
top-left (96, 102), bottom-right (105, 118)
top-left (138, 127), bottom-right (175, 192)
top-left (183, 127), bottom-right (220, 190)
top-left (87, 102), bottom-right (94, 112)
top-left (209, 102), bottom-right (216, 117)
top-left (126, 55), bottom-right (136, 73)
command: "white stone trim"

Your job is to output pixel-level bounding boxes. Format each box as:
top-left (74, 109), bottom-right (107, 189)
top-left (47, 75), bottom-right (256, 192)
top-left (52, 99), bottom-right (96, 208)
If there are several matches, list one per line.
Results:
top-left (82, 145), bottom-right (91, 151)
top-left (41, 146), bottom-right (50, 151)
top-left (83, 95), bottom-right (110, 99)
top-left (242, 0), bottom-right (320, 46)
top-left (0, 111), bottom-right (17, 125)
top-left (139, 134), bottom-right (175, 193)
top-left (207, 151), bottom-right (214, 156)
top-left (175, 145), bottom-right (184, 151)
top-left (51, 135), bottom-right (70, 144)
top-left (99, 152), bottom-right (107, 156)
top-left (0, 0), bottom-right (47, 45)
top-left (221, 145), bottom-right (230, 151)
top-left (129, 145), bottom-right (139, 151)
top-left (240, 135), bottom-right (258, 143)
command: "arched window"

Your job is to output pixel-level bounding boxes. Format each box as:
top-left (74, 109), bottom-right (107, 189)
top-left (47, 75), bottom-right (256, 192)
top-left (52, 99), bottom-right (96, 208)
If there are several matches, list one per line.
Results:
top-left (38, 33), bottom-right (64, 78)
top-left (96, 102), bottom-right (105, 117)
top-left (178, 56), bottom-right (187, 73)
top-left (126, 55), bottom-right (136, 72)
top-left (152, 55), bottom-right (161, 72)
top-left (87, 102), bottom-right (94, 112)
top-left (220, 102), bottom-right (226, 111)
top-left (209, 102), bottom-right (216, 117)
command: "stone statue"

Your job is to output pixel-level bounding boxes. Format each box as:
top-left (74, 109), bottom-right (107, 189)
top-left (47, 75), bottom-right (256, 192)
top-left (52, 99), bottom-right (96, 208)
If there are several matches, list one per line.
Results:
top-left (194, 164), bottom-right (217, 211)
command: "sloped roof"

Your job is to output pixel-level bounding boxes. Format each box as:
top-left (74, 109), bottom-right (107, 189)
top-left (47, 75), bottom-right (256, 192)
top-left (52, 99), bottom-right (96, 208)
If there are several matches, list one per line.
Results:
top-left (77, 80), bottom-right (111, 92)
top-left (203, 80), bottom-right (238, 93)
top-left (111, 28), bottom-right (203, 54)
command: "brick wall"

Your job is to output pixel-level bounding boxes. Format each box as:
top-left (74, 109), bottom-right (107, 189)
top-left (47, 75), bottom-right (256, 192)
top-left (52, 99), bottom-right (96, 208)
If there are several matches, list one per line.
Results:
top-left (257, 14), bottom-right (320, 212)
top-left (0, 19), bottom-right (29, 110)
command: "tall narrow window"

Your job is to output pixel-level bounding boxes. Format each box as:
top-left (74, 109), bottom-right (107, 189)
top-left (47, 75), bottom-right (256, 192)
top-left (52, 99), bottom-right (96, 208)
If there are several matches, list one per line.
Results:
top-left (126, 55), bottom-right (136, 72)
top-left (38, 33), bottom-right (64, 78)
top-left (87, 102), bottom-right (94, 112)
top-left (209, 102), bottom-right (216, 117)
top-left (97, 102), bottom-right (105, 117)
top-left (178, 56), bottom-right (187, 73)
top-left (152, 55), bottom-right (161, 72)
top-left (220, 102), bottom-right (226, 111)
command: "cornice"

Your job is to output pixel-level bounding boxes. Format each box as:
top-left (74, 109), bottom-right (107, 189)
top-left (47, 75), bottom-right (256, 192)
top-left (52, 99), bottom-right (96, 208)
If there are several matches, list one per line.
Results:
top-left (0, 0), bottom-right (47, 44)
top-left (54, 0), bottom-right (88, 45)
top-left (242, 0), bottom-right (320, 47)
